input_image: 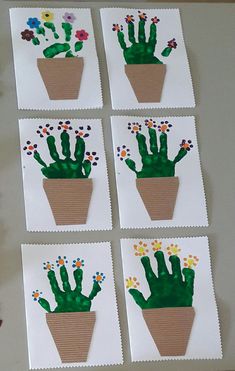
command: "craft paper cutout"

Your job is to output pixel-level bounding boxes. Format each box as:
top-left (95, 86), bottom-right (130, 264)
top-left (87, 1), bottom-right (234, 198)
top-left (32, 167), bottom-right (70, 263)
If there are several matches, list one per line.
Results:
top-left (100, 8), bottom-right (195, 109)
top-left (10, 8), bottom-right (102, 109)
top-left (22, 243), bottom-right (123, 369)
top-left (111, 116), bottom-right (208, 228)
top-left (121, 237), bottom-right (222, 361)
top-left (19, 119), bottom-right (111, 231)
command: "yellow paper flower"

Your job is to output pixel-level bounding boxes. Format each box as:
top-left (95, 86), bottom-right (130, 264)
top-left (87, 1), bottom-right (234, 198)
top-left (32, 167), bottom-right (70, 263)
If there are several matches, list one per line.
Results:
top-left (41, 11), bottom-right (54, 22)
top-left (134, 241), bottom-right (149, 256)
top-left (166, 244), bottom-right (181, 256)
top-left (125, 277), bottom-right (140, 289)
top-left (151, 240), bottom-right (162, 252)
top-left (183, 255), bottom-right (199, 269)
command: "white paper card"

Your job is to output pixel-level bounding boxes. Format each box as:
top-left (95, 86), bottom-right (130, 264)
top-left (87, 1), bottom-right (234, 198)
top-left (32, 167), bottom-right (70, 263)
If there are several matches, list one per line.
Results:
top-left (100, 8), bottom-right (195, 109)
top-left (111, 116), bottom-right (208, 228)
top-left (10, 8), bottom-right (102, 110)
top-left (22, 242), bottom-right (123, 369)
top-left (19, 119), bottom-right (112, 231)
top-left (121, 237), bottom-right (222, 361)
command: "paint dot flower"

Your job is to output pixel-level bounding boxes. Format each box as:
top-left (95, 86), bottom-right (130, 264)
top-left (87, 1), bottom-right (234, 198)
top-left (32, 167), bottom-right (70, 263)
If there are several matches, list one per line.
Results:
top-left (27, 17), bottom-right (41, 29)
top-left (144, 118), bottom-right (157, 129)
top-left (180, 139), bottom-right (193, 151)
top-left (158, 121), bottom-right (172, 133)
top-left (138, 11), bottom-right (147, 22)
top-left (126, 276), bottom-right (140, 289)
top-left (93, 272), bottom-right (105, 284)
top-left (23, 141), bottom-right (37, 155)
top-left (32, 290), bottom-right (42, 302)
top-left (134, 241), bottom-right (149, 257)
top-left (128, 122), bottom-right (142, 134)
top-left (43, 261), bottom-right (54, 271)
top-left (63, 12), bottom-right (76, 23)
top-left (167, 38), bottom-right (177, 49)
top-left (151, 240), bottom-right (162, 252)
top-left (85, 152), bottom-right (99, 166)
top-left (72, 258), bottom-right (84, 269)
top-left (75, 30), bottom-right (89, 41)
top-left (75, 125), bottom-right (91, 138)
top-left (112, 24), bottom-right (123, 32)
top-left (183, 255), bottom-right (199, 269)
top-left (151, 16), bottom-right (160, 24)
top-left (56, 256), bottom-right (68, 267)
top-left (117, 145), bottom-right (130, 161)
top-left (58, 121), bottom-right (73, 132)
top-left (41, 11), bottom-right (54, 22)
top-left (125, 15), bottom-right (134, 24)
top-left (167, 244), bottom-right (181, 256)
top-left (37, 124), bottom-right (54, 138)
top-left (21, 29), bottom-right (35, 41)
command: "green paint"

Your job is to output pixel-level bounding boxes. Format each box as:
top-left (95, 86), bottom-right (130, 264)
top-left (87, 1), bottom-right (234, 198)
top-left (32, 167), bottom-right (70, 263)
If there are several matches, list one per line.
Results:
top-left (38, 265), bottom-right (102, 313)
top-left (36, 27), bottom-right (45, 37)
top-left (75, 41), bottom-right (83, 52)
top-left (33, 130), bottom-right (92, 179)
top-left (32, 37), bottom-right (40, 46)
top-left (115, 15), bottom-right (176, 64)
top-left (62, 22), bottom-right (72, 42)
top-left (125, 128), bottom-right (188, 178)
top-left (43, 43), bottom-right (70, 58)
top-left (44, 22), bottom-right (59, 39)
top-left (65, 50), bottom-right (74, 58)
top-left (129, 251), bottom-right (195, 309)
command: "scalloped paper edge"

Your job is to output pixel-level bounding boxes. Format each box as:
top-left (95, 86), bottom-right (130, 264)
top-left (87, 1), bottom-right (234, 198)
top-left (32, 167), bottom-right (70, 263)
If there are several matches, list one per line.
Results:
top-left (9, 8), bottom-right (103, 111)
top-left (120, 236), bottom-right (222, 362)
top-left (100, 7), bottom-right (195, 110)
top-left (111, 115), bottom-right (208, 229)
top-left (21, 242), bottom-right (123, 369)
top-left (19, 118), bottom-right (112, 232)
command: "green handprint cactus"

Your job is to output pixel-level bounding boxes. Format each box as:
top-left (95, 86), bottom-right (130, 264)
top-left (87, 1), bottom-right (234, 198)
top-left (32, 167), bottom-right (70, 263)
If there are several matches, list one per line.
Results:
top-left (23, 121), bottom-right (99, 179)
top-left (32, 257), bottom-right (106, 313)
top-left (126, 247), bottom-right (198, 309)
top-left (117, 119), bottom-right (193, 178)
top-left (112, 11), bottom-right (177, 64)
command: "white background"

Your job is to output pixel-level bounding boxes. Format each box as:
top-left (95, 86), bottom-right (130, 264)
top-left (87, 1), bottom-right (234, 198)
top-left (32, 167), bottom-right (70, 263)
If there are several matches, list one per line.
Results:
top-left (121, 237), bottom-right (222, 361)
top-left (22, 242), bottom-right (123, 369)
top-left (100, 8), bottom-right (195, 109)
top-left (19, 119), bottom-right (112, 231)
top-left (10, 8), bottom-right (103, 110)
top-left (111, 116), bottom-right (208, 228)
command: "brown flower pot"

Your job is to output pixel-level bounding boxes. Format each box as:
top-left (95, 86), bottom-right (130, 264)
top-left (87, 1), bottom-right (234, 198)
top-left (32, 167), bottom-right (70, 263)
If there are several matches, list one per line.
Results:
top-left (37, 57), bottom-right (84, 100)
top-left (125, 64), bottom-right (166, 103)
top-left (136, 177), bottom-right (179, 220)
top-left (46, 312), bottom-right (96, 363)
top-left (43, 178), bottom-right (93, 225)
top-left (142, 307), bottom-right (195, 356)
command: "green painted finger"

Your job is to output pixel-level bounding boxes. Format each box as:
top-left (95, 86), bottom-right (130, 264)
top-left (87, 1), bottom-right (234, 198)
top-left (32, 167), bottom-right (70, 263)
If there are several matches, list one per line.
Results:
top-left (61, 131), bottom-right (71, 159)
top-left (149, 127), bottom-right (158, 154)
top-left (137, 132), bottom-right (148, 158)
top-left (33, 152), bottom-right (47, 168)
top-left (141, 256), bottom-right (158, 293)
top-left (60, 265), bottom-right (71, 292)
top-left (169, 255), bottom-right (183, 282)
top-left (183, 268), bottom-right (195, 296)
top-left (148, 23), bottom-right (157, 52)
top-left (173, 148), bottom-right (187, 164)
top-left (128, 22), bottom-right (136, 44)
top-left (89, 281), bottom-right (101, 300)
top-left (138, 19), bottom-right (146, 43)
top-left (73, 268), bottom-right (83, 293)
top-left (117, 31), bottom-right (127, 50)
top-left (125, 158), bottom-right (137, 173)
top-left (47, 136), bottom-right (60, 162)
top-left (129, 288), bottom-right (147, 309)
top-left (154, 250), bottom-right (169, 278)
top-left (74, 136), bottom-right (85, 163)
top-left (38, 298), bottom-right (51, 312)
top-left (159, 132), bottom-right (168, 159)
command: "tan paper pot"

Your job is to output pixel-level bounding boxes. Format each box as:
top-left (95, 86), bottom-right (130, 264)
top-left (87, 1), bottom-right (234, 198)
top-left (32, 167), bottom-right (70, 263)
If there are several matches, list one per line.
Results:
top-left (37, 57), bottom-right (84, 100)
top-left (125, 64), bottom-right (166, 103)
top-left (43, 178), bottom-right (93, 225)
top-left (136, 177), bottom-right (179, 221)
top-left (142, 307), bottom-right (195, 356)
top-left (46, 312), bottom-right (96, 363)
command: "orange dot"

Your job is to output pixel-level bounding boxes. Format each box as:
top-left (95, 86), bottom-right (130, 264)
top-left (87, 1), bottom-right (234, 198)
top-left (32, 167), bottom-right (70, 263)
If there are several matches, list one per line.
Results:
top-left (59, 259), bottom-right (64, 265)
top-left (34, 292), bottom-right (39, 298)
top-left (79, 131), bottom-right (83, 136)
top-left (88, 155), bottom-right (93, 161)
top-left (96, 275), bottom-right (102, 281)
top-left (28, 145), bottom-right (34, 150)
top-left (121, 150), bottom-right (126, 157)
top-left (161, 124), bottom-right (167, 132)
top-left (63, 125), bottom-right (69, 130)
top-left (76, 261), bottom-right (82, 267)
top-left (42, 128), bottom-right (47, 133)
top-left (133, 125), bottom-right (139, 131)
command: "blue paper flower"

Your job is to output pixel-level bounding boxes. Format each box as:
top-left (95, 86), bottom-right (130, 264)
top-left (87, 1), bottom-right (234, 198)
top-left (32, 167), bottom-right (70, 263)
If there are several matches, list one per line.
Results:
top-left (27, 17), bottom-right (41, 29)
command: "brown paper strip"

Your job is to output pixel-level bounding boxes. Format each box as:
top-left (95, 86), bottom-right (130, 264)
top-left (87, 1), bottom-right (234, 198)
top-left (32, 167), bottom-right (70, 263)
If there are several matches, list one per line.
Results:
top-left (142, 307), bottom-right (195, 356)
top-left (136, 177), bottom-right (179, 220)
top-left (43, 178), bottom-right (93, 225)
top-left (125, 64), bottom-right (166, 103)
top-left (37, 57), bottom-right (84, 100)
top-left (46, 312), bottom-right (96, 363)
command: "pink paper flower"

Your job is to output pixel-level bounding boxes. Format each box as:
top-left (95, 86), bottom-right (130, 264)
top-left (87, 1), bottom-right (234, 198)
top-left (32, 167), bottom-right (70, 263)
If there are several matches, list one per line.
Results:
top-left (63, 12), bottom-right (76, 23)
